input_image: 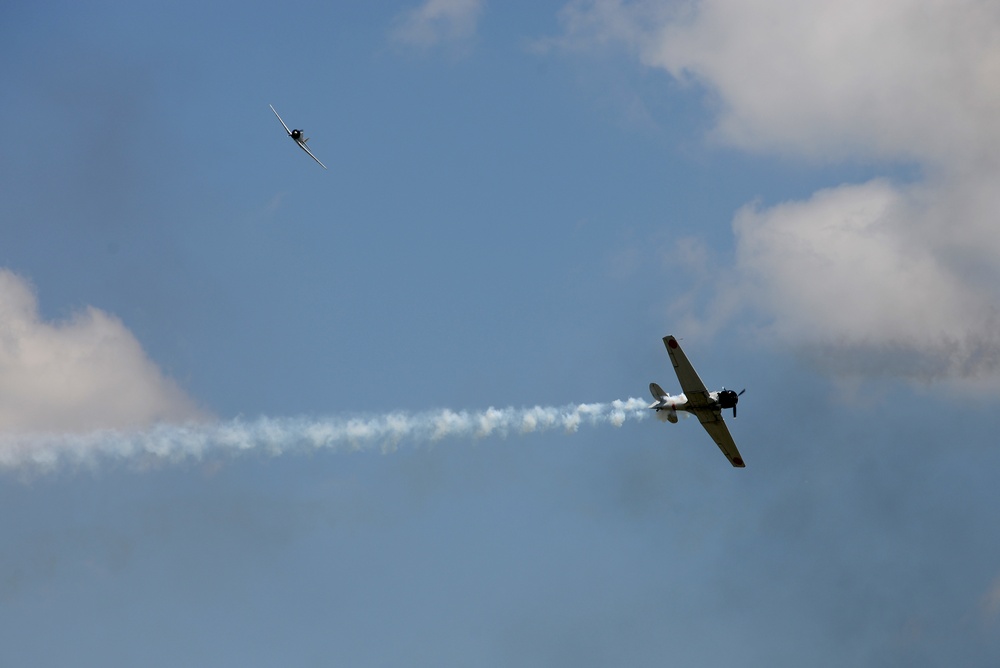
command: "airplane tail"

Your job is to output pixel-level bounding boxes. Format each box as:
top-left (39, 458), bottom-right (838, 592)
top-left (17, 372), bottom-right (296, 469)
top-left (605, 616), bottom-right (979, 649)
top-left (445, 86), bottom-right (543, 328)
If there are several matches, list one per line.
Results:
top-left (649, 383), bottom-right (678, 421)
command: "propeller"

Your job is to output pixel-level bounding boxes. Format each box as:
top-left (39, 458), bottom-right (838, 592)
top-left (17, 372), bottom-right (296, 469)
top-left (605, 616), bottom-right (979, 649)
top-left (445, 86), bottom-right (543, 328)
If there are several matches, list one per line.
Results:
top-left (718, 388), bottom-right (745, 417)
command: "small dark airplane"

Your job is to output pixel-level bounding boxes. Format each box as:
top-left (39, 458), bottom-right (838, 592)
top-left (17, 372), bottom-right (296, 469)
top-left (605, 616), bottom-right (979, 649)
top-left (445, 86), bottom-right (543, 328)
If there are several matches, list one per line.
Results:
top-left (270, 104), bottom-right (327, 169)
top-left (649, 335), bottom-right (746, 467)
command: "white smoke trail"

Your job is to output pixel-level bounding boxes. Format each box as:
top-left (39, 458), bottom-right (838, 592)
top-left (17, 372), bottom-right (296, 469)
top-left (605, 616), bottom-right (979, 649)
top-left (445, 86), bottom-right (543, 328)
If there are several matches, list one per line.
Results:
top-left (0, 398), bottom-right (651, 473)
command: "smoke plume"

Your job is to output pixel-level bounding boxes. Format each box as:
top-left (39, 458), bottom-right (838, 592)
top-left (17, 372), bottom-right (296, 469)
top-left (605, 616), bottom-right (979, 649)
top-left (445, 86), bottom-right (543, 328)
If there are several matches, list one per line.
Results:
top-left (0, 398), bottom-right (650, 473)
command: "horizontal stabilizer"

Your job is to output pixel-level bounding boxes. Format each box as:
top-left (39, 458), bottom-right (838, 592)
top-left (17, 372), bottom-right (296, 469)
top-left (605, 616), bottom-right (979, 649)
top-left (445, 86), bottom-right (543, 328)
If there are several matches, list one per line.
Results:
top-left (649, 382), bottom-right (667, 401)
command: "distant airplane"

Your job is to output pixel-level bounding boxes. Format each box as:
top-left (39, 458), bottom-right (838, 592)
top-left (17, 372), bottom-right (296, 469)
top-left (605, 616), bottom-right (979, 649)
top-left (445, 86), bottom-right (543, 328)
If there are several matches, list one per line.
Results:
top-left (270, 104), bottom-right (327, 169)
top-left (649, 335), bottom-right (746, 467)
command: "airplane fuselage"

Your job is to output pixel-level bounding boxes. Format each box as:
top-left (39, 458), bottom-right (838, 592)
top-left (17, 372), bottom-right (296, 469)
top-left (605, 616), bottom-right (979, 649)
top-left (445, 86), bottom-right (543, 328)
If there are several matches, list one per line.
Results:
top-left (649, 391), bottom-right (723, 423)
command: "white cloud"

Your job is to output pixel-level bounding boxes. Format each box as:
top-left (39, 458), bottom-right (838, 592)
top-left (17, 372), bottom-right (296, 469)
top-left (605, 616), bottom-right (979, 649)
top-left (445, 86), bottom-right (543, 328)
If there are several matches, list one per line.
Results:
top-left (391, 0), bottom-right (485, 48)
top-left (734, 180), bottom-right (977, 341)
top-left (647, 0), bottom-right (1000, 164)
top-left (730, 180), bottom-right (1000, 379)
top-left (0, 270), bottom-right (204, 433)
top-left (557, 0), bottom-right (1000, 163)
top-left (554, 0), bottom-right (1000, 383)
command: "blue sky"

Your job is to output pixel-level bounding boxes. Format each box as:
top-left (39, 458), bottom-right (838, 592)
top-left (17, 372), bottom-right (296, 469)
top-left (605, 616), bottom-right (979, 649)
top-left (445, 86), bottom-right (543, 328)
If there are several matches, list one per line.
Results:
top-left (3, 1), bottom-right (1000, 665)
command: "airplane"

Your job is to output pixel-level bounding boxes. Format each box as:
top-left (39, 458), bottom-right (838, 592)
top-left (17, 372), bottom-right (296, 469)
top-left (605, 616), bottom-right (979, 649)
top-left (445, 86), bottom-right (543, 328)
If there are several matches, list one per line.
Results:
top-left (649, 335), bottom-right (746, 467)
top-left (270, 104), bottom-right (327, 169)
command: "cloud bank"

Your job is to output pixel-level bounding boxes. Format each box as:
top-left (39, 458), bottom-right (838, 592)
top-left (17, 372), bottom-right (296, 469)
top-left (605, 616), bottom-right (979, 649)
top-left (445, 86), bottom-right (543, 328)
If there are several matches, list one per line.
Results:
top-left (0, 269), bottom-right (203, 433)
top-left (555, 0), bottom-right (1000, 382)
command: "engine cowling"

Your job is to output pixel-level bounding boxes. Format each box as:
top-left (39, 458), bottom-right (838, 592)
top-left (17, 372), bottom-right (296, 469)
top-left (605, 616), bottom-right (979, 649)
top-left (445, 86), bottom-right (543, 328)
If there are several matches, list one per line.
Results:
top-left (719, 390), bottom-right (738, 409)
top-left (718, 388), bottom-right (745, 417)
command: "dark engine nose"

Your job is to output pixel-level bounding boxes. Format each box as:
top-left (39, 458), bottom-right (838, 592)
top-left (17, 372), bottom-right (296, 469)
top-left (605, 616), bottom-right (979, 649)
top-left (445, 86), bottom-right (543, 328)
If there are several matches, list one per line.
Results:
top-left (292, 129), bottom-right (302, 139)
top-left (718, 388), bottom-right (745, 416)
top-left (719, 390), bottom-right (739, 409)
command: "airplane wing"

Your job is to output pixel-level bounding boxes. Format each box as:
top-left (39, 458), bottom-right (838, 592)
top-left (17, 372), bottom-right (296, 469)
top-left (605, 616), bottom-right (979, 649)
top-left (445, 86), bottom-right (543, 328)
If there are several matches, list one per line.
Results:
top-left (296, 140), bottom-right (328, 169)
top-left (662, 336), bottom-right (712, 407)
top-left (270, 104), bottom-right (293, 136)
top-left (696, 411), bottom-right (746, 468)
